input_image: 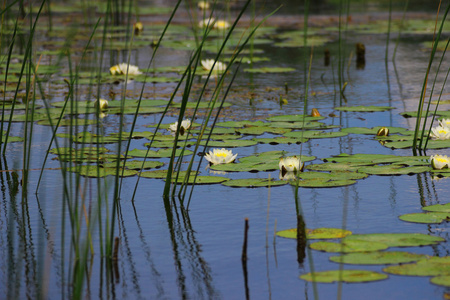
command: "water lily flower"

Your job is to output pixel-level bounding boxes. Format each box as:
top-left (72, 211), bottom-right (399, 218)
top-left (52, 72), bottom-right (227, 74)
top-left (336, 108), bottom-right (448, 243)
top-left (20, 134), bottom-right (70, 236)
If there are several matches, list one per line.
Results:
top-left (279, 156), bottom-right (303, 173)
top-left (198, 17), bottom-right (215, 28)
top-left (134, 22), bottom-right (143, 34)
top-left (198, 1), bottom-right (210, 10)
top-left (95, 98), bottom-right (109, 110)
top-left (376, 127), bottom-right (389, 137)
top-left (168, 119), bottom-right (191, 133)
top-left (204, 148), bottom-right (237, 165)
top-left (213, 20), bottom-right (230, 30)
top-left (110, 63), bottom-right (142, 76)
top-left (430, 154), bottom-right (450, 170)
top-left (430, 125), bottom-right (450, 140)
top-left (201, 59), bottom-right (227, 74)
top-left (439, 118), bottom-right (450, 129)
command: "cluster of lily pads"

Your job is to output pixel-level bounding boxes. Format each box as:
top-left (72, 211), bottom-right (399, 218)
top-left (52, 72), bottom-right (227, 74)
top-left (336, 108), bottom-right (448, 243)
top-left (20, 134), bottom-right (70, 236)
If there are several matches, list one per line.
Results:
top-left (276, 208), bottom-right (449, 286)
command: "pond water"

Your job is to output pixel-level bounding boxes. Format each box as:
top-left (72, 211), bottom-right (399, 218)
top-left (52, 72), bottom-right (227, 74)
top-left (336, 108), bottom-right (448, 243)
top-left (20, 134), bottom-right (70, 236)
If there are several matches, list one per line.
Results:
top-left (1, 0), bottom-right (449, 299)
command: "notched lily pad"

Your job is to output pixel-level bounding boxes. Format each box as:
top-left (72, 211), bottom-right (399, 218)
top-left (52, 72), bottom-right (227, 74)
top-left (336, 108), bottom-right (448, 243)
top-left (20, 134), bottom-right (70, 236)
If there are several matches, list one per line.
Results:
top-left (342, 233), bottom-right (445, 247)
top-left (383, 256), bottom-right (450, 277)
top-left (277, 228), bottom-right (352, 239)
top-left (300, 270), bottom-right (388, 283)
top-left (330, 251), bottom-right (427, 265)
top-left (334, 105), bottom-right (395, 112)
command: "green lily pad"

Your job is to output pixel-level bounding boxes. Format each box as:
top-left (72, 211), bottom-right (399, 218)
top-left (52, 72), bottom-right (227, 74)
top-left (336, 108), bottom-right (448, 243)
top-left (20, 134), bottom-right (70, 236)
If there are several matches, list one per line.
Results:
top-left (310, 240), bottom-right (388, 253)
top-left (102, 160), bottom-right (164, 170)
top-left (294, 178), bottom-right (357, 188)
top-left (1, 131), bottom-right (23, 143)
top-left (210, 161), bottom-right (279, 172)
top-left (399, 212), bottom-right (450, 224)
top-left (300, 270), bottom-right (388, 283)
top-left (69, 165), bottom-right (137, 177)
top-left (423, 203), bottom-right (450, 213)
top-left (383, 256), bottom-right (450, 277)
top-left (342, 233), bottom-right (445, 247)
top-left (50, 147), bottom-right (119, 163)
top-left (341, 126), bottom-right (410, 135)
top-left (244, 67), bottom-right (296, 73)
top-left (139, 170), bottom-right (198, 179)
top-left (215, 120), bottom-right (266, 128)
top-left (237, 126), bottom-right (291, 135)
top-left (266, 115), bottom-right (324, 122)
top-left (127, 148), bottom-right (193, 158)
top-left (277, 228), bottom-right (352, 240)
top-left (357, 165), bottom-right (431, 175)
top-left (306, 162), bottom-right (369, 172)
top-left (299, 171), bottom-right (368, 181)
top-left (430, 275), bottom-right (450, 287)
top-left (253, 136), bottom-right (307, 145)
top-left (334, 106), bottom-right (395, 112)
top-left (172, 175), bottom-right (230, 185)
top-left (284, 130), bottom-right (348, 139)
top-left (330, 251), bottom-right (427, 265)
top-left (221, 178), bottom-right (287, 187)
top-left (199, 139), bottom-right (258, 147)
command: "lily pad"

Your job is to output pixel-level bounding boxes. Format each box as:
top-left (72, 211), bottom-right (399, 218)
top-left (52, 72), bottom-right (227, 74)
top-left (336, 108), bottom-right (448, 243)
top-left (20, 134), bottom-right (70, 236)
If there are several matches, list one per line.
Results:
top-left (334, 106), bottom-right (395, 112)
top-left (300, 270), bottom-right (388, 283)
top-left (172, 175), bottom-right (230, 185)
top-left (102, 160), bottom-right (164, 170)
top-left (277, 228), bottom-right (352, 240)
top-left (383, 256), bottom-right (450, 277)
top-left (293, 178), bottom-right (357, 188)
top-left (69, 165), bottom-right (137, 177)
top-left (310, 240), bottom-right (388, 253)
top-left (139, 170), bottom-right (198, 179)
top-left (430, 275), bottom-right (450, 287)
top-left (284, 130), bottom-right (348, 139)
top-left (221, 178), bottom-right (287, 187)
top-left (399, 212), bottom-right (450, 224)
top-left (357, 165), bottom-right (431, 175)
top-left (127, 148), bottom-right (193, 158)
top-left (342, 233), bottom-right (445, 247)
top-left (266, 115), bottom-right (324, 122)
top-left (253, 136), bottom-right (307, 145)
top-left (341, 126), bottom-right (410, 135)
top-left (422, 203), bottom-right (450, 213)
top-left (330, 251), bottom-right (426, 265)
top-left (199, 139), bottom-right (258, 147)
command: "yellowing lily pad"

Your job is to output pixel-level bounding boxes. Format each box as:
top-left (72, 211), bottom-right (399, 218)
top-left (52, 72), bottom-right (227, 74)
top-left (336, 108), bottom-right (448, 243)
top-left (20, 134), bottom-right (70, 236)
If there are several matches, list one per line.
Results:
top-left (310, 240), bottom-right (388, 253)
top-left (277, 228), bottom-right (352, 239)
top-left (330, 251), bottom-right (427, 265)
top-left (399, 212), bottom-right (450, 224)
top-left (300, 270), bottom-right (388, 283)
top-left (383, 256), bottom-right (450, 277)
top-left (342, 233), bottom-right (445, 247)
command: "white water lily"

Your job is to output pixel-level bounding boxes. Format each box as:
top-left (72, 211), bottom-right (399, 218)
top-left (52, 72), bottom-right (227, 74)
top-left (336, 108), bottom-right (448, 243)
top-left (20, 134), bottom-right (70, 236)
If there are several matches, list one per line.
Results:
top-left (110, 63), bottom-right (142, 75)
top-left (439, 118), bottom-right (450, 129)
top-left (279, 156), bottom-right (303, 173)
top-left (95, 98), bottom-right (109, 110)
top-left (430, 125), bottom-right (450, 140)
top-left (198, 17), bottom-right (215, 28)
top-left (430, 154), bottom-right (450, 170)
top-left (201, 59), bottom-right (227, 74)
top-left (204, 148), bottom-right (237, 165)
top-left (213, 20), bottom-right (230, 30)
top-left (169, 119), bottom-right (191, 133)
top-left (197, 1), bottom-right (210, 10)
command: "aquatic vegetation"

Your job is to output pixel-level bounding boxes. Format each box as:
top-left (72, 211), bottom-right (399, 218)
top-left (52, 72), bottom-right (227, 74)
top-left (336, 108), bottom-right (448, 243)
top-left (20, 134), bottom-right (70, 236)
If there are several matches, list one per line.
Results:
top-left (376, 127), bottom-right (389, 136)
top-left (95, 98), bottom-right (109, 110)
top-left (201, 59), bottom-right (227, 74)
top-left (279, 156), bottom-right (303, 173)
top-left (198, 17), bottom-right (215, 28)
top-left (198, 1), bottom-right (210, 10)
top-left (430, 154), bottom-right (450, 170)
top-left (214, 20), bottom-right (230, 30)
top-left (168, 119), bottom-right (191, 133)
top-left (109, 63), bottom-right (142, 75)
top-left (439, 118), bottom-right (450, 128)
top-left (430, 125), bottom-right (450, 140)
top-left (204, 148), bottom-right (237, 165)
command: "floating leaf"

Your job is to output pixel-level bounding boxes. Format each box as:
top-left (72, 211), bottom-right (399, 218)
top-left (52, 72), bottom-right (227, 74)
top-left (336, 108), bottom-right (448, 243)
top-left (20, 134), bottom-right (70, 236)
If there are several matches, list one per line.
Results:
top-left (430, 275), bottom-right (450, 287)
top-left (284, 130), bottom-right (348, 139)
top-left (221, 178), bottom-right (287, 187)
top-left (139, 170), bottom-right (198, 179)
top-left (300, 270), bottom-right (388, 283)
top-left (266, 114), bottom-right (324, 122)
top-left (334, 106), bottom-right (395, 112)
top-left (127, 148), bottom-right (193, 158)
top-left (253, 136), bottom-right (307, 145)
top-left (383, 256), bottom-right (450, 277)
top-left (199, 139), bottom-right (258, 147)
top-left (277, 228), bottom-right (352, 239)
top-left (342, 233), bottom-right (445, 247)
top-left (399, 212), bottom-right (450, 224)
top-left (69, 165), bottom-right (137, 177)
top-left (310, 240), bottom-right (388, 253)
top-left (293, 178), bottom-right (357, 188)
top-left (102, 160), bottom-right (164, 170)
top-left (341, 126), bottom-right (409, 135)
top-left (172, 175), bottom-right (230, 185)
top-left (423, 203), bottom-right (450, 213)
top-left (357, 165), bottom-right (431, 175)
top-left (306, 162), bottom-right (369, 172)
top-left (330, 251), bottom-right (427, 265)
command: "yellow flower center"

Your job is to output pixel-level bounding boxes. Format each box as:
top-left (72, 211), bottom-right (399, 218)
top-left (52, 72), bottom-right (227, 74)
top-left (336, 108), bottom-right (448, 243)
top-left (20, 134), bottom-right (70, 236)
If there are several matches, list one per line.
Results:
top-left (438, 130), bottom-right (447, 134)
top-left (215, 153), bottom-right (227, 158)
top-left (436, 157), bottom-right (448, 163)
